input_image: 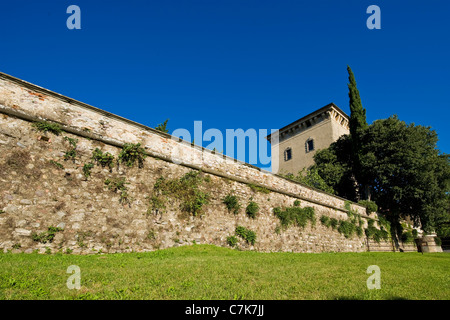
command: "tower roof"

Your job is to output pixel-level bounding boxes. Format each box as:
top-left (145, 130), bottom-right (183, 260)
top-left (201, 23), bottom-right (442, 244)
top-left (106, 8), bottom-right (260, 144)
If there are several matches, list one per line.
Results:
top-left (266, 103), bottom-right (349, 142)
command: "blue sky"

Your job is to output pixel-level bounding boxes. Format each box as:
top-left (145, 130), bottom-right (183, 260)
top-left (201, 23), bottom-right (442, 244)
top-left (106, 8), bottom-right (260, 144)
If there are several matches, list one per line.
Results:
top-left (0, 1), bottom-right (449, 169)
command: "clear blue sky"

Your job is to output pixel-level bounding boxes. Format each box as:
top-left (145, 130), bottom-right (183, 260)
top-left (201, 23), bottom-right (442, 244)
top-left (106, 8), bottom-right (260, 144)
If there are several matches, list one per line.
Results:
top-left (1, 1), bottom-right (449, 169)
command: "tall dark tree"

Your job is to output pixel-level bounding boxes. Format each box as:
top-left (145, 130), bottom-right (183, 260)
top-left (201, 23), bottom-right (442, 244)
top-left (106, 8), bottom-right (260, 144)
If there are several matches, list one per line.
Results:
top-left (347, 66), bottom-right (369, 200)
top-left (347, 66), bottom-right (368, 142)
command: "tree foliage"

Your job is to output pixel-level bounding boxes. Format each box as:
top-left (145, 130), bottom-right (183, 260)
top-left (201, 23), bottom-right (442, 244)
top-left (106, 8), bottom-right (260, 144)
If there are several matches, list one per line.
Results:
top-left (347, 66), bottom-right (369, 200)
top-left (359, 116), bottom-right (450, 232)
top-left (314, 115), bottom-right (450, 233)
top-left (155, 119), bottom-right (169, 133)
top-left (282, 167), bottom-right (335, 195)
top-left (310, 66), bottom-right (449, 233)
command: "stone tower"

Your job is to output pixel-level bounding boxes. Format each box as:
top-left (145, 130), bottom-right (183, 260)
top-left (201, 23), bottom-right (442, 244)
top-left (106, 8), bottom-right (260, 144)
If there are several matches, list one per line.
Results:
top-left (267, 103), bottom-right (349, 175)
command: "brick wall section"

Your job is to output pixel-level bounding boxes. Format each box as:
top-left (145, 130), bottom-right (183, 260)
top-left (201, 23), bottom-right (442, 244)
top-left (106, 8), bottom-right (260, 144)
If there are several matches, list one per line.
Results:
top-left (0, 72), bottom-right (415, 253)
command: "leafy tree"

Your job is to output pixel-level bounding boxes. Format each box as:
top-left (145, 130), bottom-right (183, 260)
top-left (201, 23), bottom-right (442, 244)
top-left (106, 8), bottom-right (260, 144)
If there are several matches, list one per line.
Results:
top-left (311, 68), bottom-right (450, 234)
top-left (358, 116), bottom-right (450, 233)
top-left (315, 115), bottom-right (449, 233)
top-left (282, 167), bottom-right (335, 195)
top-left (311, 135), bottom-right (355, 199)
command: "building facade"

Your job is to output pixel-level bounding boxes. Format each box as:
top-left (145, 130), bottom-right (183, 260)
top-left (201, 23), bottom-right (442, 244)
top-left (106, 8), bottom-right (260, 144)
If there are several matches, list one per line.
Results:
top-left (267, 103), bottom-right (349, 175)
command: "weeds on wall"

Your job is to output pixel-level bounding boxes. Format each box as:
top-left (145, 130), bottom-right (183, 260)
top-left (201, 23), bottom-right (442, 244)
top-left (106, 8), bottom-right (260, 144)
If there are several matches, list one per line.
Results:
top-left (49, 160), bottom-right (64, 170)
top-left (248, 183), bottom-right (271, 194)
top-left (226, 235), bottom-right (239, 247)
top-left (358, 200), bottom-right (378, 215)
top-left (320, 206), bottom-right (390, 241)
top-left (320, 204), bottom-right (365, 239)
top-left (399, 222), bottom-right (418, 244)
top-left (32, 121), bottom-right (62, 136)
top-left (147, 195), bottom-right (166, 215)
top-left (63, 136), bottom-right (78, 161)
top-left (118, 143), bottom-right (147, 168)
top-left (83, 148), bottom-right (116, 180)
top-left (365, 219), bottom-right (390, 243)
top-left (31, 226), bottom-right (63, 244)
top-left (273, 206), bottom-right (316, 230)
top-left (150, 171), bottom-right (210, 217)
top-left (246, 201), bottom-right (260, 219)
top-left (105, 177), bottom-right (130, 205)
top-left (82, 163), bottom-right (94, 179)
top-left (92, 148), bottom-right (115, 169)
top-left (222, 194), bottom-right (241, 215)
top-left (235, 226), bottom-right (257, 245)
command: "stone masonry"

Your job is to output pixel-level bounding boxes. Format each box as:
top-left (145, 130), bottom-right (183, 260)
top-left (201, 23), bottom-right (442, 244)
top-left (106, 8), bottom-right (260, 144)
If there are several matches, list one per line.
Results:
top-left (0, 72), bottom-right (418, 254)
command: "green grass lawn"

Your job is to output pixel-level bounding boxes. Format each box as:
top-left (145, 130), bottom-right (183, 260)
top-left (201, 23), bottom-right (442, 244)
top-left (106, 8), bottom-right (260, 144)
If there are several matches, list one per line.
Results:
top-left (0, 245), bottom-right (449, 300)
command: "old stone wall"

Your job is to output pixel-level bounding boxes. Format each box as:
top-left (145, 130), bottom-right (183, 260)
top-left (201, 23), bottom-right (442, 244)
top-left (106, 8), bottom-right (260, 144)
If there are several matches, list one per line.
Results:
top-left (0, 72), bottom-right (416, 254)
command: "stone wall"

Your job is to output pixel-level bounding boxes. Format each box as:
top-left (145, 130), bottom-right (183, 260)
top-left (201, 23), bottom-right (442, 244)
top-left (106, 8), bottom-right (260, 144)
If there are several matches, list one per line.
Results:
top-left (0, 72), bottom-right (416, 254)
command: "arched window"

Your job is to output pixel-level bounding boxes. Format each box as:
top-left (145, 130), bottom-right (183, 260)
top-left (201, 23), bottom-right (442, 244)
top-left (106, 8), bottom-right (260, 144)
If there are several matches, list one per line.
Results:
top-left (305, 138), bottom-right (314, 153)
top-left (284, 148), bottom-right (292, 161)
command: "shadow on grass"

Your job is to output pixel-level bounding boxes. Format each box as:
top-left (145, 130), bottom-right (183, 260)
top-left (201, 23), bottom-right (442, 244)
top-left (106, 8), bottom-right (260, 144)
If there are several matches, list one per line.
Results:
top-left (336, 296), bottom-right (409, 300)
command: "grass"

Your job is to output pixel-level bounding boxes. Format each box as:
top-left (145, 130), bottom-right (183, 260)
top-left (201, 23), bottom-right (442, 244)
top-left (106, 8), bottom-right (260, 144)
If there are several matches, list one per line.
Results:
top-left (0, 245), bottom-right (449, 300)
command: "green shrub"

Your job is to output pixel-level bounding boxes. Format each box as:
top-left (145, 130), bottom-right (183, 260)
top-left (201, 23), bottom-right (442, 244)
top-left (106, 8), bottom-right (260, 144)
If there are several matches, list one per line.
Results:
top-left (274, 206), bottom-right (315, 229)
top-left (293, 200), bottom-right (301, 207)
top-left (183, 189), bottom-right (210, 217)
top-left (92, 148), bottom-right (115, 169)
top-left (344, 201), bottom-right (352, 211)
top-left (273, 207), bottom-right (282, 216)
top-left (223, 194), bottom-right (241, 215)
top-left (152, 171), bottom-right (210, 216)
top-left (329, 218), bottom-right (338, 230)
top-left (63, 136), bottom-right (78, 161)
top-left (246, 201), bottom-right (259, 219)
top-left (226, 235), bottom-right (238, 247)
top-left (435, 236), bottom-right (442, 246)
top-left (63, 149), bottom-right (76, 161)
top-left (365, 219), bottom-right (390, 243)
top-left (320, 215), bottom-right (330, 227)
top-left (147, 195), bottom-right (166, 215)
top-left (235, 226), bottom-right (256, 245)
top-left (31, 226), bottom-right (63, 244)
top-left (358, 200), bottom-right (378, 214)
top-left (401, 231), bottom-right (415, 244)
top-left (338, 220), bottom-right (356, 239)
top-left (83, 163), bottom-right (94, 179)
top-left (105, 178), bottom-right (130, 204)
top-left (118, 143), bottom-right (147, 168)
top-left (32, 121), bottom-right (62, 135)
top-left (64, 136), bottom-right (78, 148)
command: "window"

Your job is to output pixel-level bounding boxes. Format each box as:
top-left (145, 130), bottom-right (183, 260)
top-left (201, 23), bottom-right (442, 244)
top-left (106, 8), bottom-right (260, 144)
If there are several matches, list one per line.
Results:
top-left (284, 148), bottom-right (292, 161)
top-left (305, 138), bottom-right (314, 153)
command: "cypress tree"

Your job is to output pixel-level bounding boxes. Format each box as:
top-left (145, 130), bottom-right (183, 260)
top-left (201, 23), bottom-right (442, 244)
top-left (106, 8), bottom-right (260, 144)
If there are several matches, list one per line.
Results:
top-left (347, 66), bottom-right (368, 139)
top-left (347, 66), bottom-right (369, 200)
